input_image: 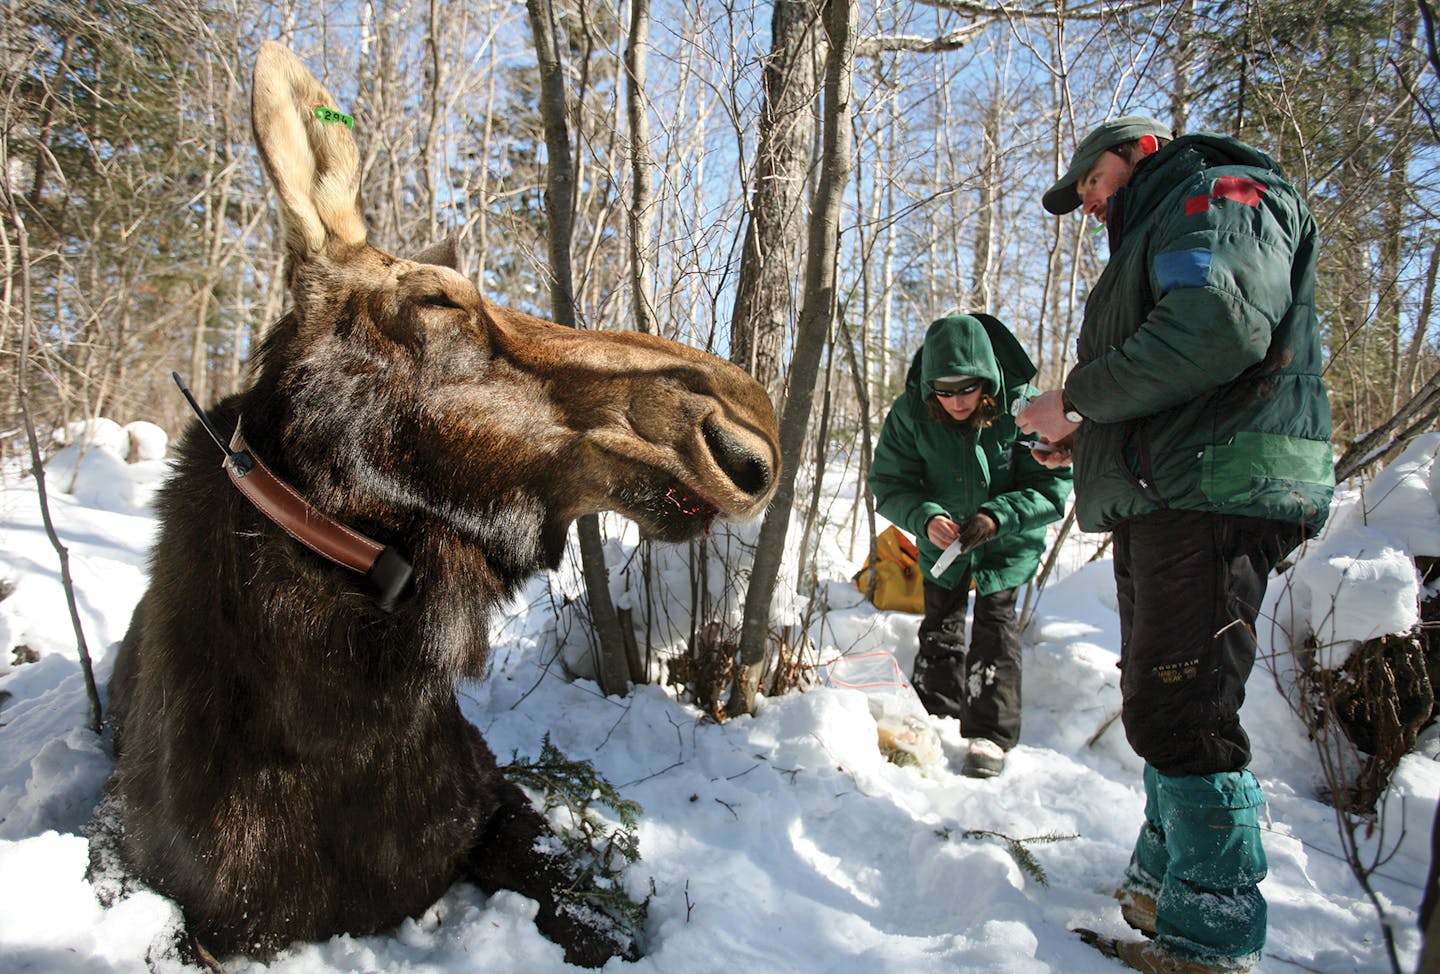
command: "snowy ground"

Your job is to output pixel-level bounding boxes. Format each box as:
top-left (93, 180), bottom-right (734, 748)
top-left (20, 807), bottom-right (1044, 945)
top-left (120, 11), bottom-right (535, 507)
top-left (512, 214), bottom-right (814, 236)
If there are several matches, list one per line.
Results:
top-left (1, 423), bottom-right (1436, 973)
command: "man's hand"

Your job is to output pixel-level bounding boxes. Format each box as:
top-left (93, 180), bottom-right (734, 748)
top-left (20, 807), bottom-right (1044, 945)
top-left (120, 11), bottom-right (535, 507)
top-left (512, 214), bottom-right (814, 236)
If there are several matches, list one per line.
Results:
top-left (957, 512), bottom-right (998, 553)
top-left (1030, 435), bottom-right (1073, 469)
top-left (926, 514), bottom-right (960, 549)
top-left (1016, 390), bottom-right (1080, 444)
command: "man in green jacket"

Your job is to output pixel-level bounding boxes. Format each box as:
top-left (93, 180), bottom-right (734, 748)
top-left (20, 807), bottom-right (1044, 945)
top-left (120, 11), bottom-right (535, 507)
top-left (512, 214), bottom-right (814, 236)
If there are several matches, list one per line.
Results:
top-left (870, 313), bottom-right (1071, 778)
top-left (1018, 117), bottom-right (1333, 974)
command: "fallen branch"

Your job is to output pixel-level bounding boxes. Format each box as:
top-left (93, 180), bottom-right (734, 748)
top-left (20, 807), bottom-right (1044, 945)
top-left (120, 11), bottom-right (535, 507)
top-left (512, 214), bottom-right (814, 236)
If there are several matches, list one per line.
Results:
top-left (1333, 366), bottom-right (1440, 484)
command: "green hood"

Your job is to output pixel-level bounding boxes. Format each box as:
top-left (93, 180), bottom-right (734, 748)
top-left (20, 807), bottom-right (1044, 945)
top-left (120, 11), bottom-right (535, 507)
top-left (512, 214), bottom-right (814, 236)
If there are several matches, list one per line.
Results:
top-left (911, 314), bottom-right (1037, 400)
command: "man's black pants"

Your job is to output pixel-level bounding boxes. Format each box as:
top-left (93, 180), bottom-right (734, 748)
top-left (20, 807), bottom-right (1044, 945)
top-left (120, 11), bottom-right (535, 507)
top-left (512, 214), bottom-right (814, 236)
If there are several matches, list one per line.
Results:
top-left (1112, 510), bottom-right (1304, 776)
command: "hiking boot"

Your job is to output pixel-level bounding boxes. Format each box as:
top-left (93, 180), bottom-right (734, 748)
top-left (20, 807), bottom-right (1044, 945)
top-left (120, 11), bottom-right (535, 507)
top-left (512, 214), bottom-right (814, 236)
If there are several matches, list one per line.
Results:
top-left (1115, 887), bottom-right (1157, 937)
top-left (1115, 939), bottom-right (1250, 974)
top-left (962, 738), bottom-right (1005, 778)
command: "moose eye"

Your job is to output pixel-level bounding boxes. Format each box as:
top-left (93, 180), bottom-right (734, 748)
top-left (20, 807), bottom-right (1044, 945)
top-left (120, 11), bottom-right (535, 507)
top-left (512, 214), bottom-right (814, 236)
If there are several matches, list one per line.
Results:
top-left (420, 293), bottom-right (463, 311)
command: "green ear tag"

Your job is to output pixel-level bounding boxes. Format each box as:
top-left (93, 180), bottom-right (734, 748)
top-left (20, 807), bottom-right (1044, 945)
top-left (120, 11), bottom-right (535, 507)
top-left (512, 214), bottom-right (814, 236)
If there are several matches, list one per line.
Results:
top-left (314, 106), bottom-right (354, 128)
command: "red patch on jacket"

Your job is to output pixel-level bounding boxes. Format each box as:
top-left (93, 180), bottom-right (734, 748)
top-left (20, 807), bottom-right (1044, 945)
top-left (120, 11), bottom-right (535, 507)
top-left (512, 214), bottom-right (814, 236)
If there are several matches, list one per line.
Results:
top-left (1213, 176), bottom-right (1267, 206)
top-left (1184, 176), bottom-right (1267, 218)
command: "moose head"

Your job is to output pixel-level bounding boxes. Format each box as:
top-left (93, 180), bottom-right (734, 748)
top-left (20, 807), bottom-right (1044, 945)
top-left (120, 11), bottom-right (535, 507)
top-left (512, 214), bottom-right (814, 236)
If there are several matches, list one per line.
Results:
top-left (246, 39), bottom-right (779, 595)
top-left (104, 41), bottom-right (780, 967)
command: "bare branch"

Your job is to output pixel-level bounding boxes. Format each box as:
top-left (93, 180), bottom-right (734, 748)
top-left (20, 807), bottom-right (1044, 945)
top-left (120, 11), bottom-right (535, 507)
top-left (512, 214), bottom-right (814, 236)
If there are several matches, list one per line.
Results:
top-left (914, 0), bottom-right (1166, 24)
top-left (4, 185), bottom-right (103, 735)
top-left (856, 22), bottom-right (990, 57)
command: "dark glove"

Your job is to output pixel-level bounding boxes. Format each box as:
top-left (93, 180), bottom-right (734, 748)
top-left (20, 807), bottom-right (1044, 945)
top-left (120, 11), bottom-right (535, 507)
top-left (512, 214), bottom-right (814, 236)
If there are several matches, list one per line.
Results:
top-left (957, 512), bottom-right (998, 554)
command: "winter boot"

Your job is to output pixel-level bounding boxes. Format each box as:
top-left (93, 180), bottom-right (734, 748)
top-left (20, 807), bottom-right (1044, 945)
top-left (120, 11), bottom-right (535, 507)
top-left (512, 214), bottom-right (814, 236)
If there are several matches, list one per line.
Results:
top-left (1116, 939), bottom-right (1250, 974)
top-left (1115, 887), bottom-right (1157, 937)
top-left (962, 738), bottom-right (1005, 778)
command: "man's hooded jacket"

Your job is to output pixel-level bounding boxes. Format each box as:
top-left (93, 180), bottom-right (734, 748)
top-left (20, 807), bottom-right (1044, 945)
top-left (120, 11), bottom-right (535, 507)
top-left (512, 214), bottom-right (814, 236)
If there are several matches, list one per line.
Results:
top-left (1063, 133), bottom-right (1333, 533)
top-left (869, 314), bottom-right (1072, 594)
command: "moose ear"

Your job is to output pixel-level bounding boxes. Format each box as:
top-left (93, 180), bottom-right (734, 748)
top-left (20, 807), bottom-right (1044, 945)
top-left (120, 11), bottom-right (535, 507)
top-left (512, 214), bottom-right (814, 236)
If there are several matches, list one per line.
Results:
top-left (251, 41), bottom-right (366, 259)
top-left (411, 237), bottom-right (460, 270)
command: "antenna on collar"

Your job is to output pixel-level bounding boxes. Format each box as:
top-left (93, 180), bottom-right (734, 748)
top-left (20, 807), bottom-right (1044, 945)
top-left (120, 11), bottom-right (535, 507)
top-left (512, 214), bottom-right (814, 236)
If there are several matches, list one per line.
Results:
top-left (172, 372), bottom-right (252, 474)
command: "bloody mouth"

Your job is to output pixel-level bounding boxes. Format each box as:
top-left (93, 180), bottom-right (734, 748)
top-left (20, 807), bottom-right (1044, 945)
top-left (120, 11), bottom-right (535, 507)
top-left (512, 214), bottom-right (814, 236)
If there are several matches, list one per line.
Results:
top-left (661, 484), bottom-right (721, 523)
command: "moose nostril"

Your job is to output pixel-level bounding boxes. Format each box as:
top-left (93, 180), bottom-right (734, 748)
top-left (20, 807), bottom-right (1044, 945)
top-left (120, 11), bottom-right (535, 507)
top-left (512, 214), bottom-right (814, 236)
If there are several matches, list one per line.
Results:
top-left (702, 419), bottom-right (773, 498)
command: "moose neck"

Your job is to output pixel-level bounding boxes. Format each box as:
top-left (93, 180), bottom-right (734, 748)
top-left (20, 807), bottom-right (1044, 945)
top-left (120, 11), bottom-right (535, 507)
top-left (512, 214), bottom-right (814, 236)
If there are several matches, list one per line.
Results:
top-left (168, 400), bottom-right (503, 684)
top-left (224, 424), bottom-right (412, 611)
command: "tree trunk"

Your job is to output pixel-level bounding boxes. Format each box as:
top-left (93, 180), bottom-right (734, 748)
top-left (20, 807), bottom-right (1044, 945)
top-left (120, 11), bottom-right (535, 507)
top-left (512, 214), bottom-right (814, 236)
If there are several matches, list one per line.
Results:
top-left (796, 338), bottom-right (835, 590)
top-left (190, 56), bottom-right (235, 407)
top-left (1379, 2), bottom-right (1418, 413)
top-left (837, 310), bottom-right (877, 571)
top-left (1378, 143), bottom-right (1410, 413)
top-left (526, 0), bottom-right (630, 697)
top-left (730, 0), bottom-right (854, 715)
top-left (971, 97), bottom-right (999, 309)
top-left (1169, 0), bottom-right (1195, 133)
top-left (1037, 24), bottom-right (1074, 385)
top-left (421, 0), bottom-right (446, 244)
top-left (624, 0), bottom-right (658, 335)
top-left (1402, 242), bottom-right (1440, 395)
top-left (730, 0), bottom-right (821, 400)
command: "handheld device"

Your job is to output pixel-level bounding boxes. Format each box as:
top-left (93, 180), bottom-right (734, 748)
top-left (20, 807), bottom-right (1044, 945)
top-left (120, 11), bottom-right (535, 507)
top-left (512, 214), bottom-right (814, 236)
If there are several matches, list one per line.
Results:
top-left (1017, 439), bottom-right (1059, 454)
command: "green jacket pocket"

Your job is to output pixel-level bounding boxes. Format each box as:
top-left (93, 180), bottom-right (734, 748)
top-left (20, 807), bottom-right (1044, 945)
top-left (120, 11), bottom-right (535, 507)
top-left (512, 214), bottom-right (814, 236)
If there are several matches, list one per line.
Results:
top-left (1202, 431), bottom-right (1334, 504)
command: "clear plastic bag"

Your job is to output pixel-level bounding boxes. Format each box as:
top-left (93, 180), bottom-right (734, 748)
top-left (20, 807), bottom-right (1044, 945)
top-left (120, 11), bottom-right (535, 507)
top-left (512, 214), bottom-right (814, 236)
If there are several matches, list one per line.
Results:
top-left (821, 651), bottom-right (942, 768)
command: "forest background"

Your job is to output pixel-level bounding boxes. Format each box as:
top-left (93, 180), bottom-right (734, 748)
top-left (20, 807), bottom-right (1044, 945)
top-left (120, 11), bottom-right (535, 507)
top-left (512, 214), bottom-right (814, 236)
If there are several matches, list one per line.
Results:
top-left (6, 0), bottom-right (1440, 702)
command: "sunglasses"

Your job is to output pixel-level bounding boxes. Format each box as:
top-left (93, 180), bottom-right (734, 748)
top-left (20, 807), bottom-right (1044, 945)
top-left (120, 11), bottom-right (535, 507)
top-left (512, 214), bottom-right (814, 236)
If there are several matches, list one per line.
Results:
top-left (932, 381), bottom-right (983, 398)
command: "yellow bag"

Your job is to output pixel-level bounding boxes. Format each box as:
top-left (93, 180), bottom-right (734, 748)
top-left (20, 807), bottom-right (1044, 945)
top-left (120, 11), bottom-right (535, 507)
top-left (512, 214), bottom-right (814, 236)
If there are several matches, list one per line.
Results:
top-left (853, 526), bottom-right (925, 614)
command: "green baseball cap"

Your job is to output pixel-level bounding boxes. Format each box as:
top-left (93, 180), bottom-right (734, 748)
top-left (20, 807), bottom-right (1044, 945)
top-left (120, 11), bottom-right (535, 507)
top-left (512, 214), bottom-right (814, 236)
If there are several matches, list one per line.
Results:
top-left (1043, 115), bottom-right (1174, 215)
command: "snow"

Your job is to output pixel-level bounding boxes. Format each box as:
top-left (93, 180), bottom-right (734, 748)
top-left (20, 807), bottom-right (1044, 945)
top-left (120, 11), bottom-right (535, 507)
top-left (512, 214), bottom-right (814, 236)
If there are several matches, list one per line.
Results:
top-left (0, 428), bottom-right (1434, 973)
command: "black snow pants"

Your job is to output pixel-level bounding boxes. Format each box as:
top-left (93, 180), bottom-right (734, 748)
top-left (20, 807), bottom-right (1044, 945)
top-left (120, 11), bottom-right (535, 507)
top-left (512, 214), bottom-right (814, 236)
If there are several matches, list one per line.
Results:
top-left (911, 575), bottom-right (1022, 750)
top-left (1112, 509), bottom-right (1305, 776)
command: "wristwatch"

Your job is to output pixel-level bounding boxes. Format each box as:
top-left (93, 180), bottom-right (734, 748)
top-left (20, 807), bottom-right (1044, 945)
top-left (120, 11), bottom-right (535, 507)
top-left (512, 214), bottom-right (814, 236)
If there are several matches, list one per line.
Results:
top-left (1062, 391), bottom-right (1083, 424)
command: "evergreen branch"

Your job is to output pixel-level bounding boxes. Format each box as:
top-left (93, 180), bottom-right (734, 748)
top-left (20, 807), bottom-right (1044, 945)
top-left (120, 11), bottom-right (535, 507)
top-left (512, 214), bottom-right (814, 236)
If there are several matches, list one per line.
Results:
top-left (502, 735), bottom-right (649, 932)
top-left (960, 829), bottom-right (1080, 887)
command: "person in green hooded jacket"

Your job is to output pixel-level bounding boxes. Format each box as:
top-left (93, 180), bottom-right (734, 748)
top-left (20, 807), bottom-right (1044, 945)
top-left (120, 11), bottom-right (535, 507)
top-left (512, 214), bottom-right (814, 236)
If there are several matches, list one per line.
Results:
top-left (1018, 117), bottom-right (1333, 974)
top-left (868, 313), bottom-right (1071, 779)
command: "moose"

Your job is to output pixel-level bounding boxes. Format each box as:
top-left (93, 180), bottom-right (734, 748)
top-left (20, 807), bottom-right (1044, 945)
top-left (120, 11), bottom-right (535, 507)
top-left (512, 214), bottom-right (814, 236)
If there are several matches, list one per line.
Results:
top-left (104, 41), bottom-right (780, 967)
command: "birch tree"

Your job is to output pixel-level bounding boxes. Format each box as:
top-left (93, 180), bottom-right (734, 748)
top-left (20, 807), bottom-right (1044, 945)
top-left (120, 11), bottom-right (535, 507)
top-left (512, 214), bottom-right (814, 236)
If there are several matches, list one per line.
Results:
top-left (624, 0), bottom-right (659, 336)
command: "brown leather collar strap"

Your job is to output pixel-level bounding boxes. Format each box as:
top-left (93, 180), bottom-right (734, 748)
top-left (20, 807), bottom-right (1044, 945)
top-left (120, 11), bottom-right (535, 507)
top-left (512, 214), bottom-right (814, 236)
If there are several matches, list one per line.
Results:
top-left (225, 428), bottom-right (385, 573)
top-left (222, 425), bottom-right (413, 612)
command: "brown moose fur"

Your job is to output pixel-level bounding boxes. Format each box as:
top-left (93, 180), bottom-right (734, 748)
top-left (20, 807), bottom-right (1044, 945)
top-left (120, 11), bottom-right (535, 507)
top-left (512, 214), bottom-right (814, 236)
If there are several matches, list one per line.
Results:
top-left (104, 41), bottom-right (779, 967)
